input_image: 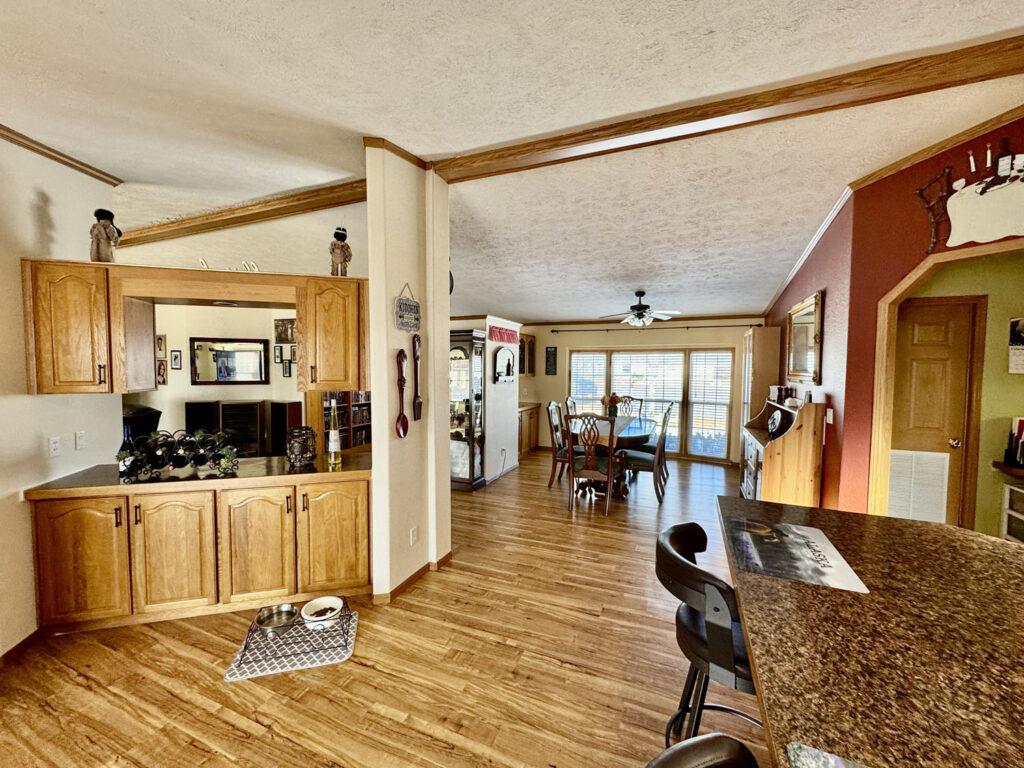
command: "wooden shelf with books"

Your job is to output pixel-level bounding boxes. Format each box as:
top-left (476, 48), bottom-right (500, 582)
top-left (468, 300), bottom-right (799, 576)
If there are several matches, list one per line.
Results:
top-left (316, 391), bottom-right (371, 452)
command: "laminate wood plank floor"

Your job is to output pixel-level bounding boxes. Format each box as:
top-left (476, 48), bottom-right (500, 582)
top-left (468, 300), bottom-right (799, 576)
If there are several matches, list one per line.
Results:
top-left (0, 453), bottom-right (767, 767)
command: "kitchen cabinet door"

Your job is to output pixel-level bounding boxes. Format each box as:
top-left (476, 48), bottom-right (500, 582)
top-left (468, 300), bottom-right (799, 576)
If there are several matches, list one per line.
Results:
top-left (299, 278), bottom-right (362, 391)
top-left (217, 486), bottom-right (296, 602)
top-left (30, 262), bottom-right (111, 393)
top-left (296, 481), bottom-right (369, 591)
top-left (129, 492), bottom-right (216, 612)
top-left (35, 496), bottom-right (130, 624)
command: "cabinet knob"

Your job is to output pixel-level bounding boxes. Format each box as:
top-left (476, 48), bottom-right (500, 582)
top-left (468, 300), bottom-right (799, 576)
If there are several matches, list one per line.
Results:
top-left (285, 496), bottom-right (292, 514)
top-left (113, 506), bottom-right (122, 527)
top-left (310, 365), bottom-right (317, 383)
top-left (948, 437), bottom-right (962, 449)
top-left (97, 363), bottom-right (106, 384)
top-left (134, 504), bottom-right (141, 525)
top-left (302, 493), bottom-right (309, 512)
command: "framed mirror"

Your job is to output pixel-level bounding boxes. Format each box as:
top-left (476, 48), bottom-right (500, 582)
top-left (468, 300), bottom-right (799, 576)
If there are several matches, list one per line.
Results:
top-left (786, 292), bottom-right (822, 384)
top-left (190, 337), bottom-right (270, 385)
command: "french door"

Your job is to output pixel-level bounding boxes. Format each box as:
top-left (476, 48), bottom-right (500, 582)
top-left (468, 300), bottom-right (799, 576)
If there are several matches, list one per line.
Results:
top-left (569, 349), bottom-right (733, 460)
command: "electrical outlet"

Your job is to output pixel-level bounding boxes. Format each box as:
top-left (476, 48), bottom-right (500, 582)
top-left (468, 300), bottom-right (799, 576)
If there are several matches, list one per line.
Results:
top-left (409, 526), bottom-right (419, 546)
top-left (48, 436), bottom-right (61, 457)
top-left (75, 431), bottom-right (87, 451)
top-left (825, 408), bottom-right (834, 425)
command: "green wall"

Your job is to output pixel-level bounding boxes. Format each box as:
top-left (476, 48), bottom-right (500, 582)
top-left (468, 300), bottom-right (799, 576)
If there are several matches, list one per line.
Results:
top-left (910, 249), bottom-right (1024, 536)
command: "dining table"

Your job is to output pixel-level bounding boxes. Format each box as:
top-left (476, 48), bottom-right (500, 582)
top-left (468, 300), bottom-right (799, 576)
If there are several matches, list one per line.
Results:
top-left (717, 495), bottom-right (1024, 768)
top-left (566, 414), bottom-right (654, 498)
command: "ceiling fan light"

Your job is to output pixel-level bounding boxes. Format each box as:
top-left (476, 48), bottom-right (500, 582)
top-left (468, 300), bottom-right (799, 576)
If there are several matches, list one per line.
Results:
top-left (642, 315), bottom-right (653, 326)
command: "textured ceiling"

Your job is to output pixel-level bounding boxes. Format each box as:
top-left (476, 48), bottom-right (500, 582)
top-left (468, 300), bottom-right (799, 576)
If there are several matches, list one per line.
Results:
top-left (1, 1), bottom-right (1022, 226)
top-left (449, 76), bottom-right (1024, 322)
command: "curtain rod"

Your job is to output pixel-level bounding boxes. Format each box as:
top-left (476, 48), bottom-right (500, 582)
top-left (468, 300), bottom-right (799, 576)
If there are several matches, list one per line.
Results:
top-left (549, 323), bottom-right (763, 334)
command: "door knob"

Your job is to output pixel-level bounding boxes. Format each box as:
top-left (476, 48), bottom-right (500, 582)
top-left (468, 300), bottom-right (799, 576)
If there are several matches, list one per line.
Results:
top-left (948, 437), bottom-right (962, 449)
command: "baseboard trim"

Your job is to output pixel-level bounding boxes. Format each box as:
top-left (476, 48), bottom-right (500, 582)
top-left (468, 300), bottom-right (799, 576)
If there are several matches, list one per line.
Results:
top-left (0, 628), bottom-right (41, 669)
top-left (373, 562), bottom-right (430, 605)
top-left (429, 551), bottom-right (453, 571)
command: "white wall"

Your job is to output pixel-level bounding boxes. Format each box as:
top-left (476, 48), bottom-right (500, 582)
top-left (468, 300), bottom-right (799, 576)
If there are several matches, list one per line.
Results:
top-left (0, 141), bottom-right (123, 653)
top-left (518, 319), bottom-right (759, 464)
top-left (124, 304), bottom-right (301, 432)
top-left (116, 204), bottom-right (368, 278)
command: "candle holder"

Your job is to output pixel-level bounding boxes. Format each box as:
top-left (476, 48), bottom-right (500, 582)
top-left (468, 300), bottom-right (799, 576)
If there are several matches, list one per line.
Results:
top-left (286, 427), bottom-right (318, 469)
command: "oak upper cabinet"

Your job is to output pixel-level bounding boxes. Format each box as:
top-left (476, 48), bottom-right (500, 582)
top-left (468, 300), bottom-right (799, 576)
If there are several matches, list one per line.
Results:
top-left (296, 480), bottom-right (369, 591)
top-left (28, 262), bottom-right (111, 394)
top-left (298, 278), bottom-right (364, 391)
top-left (129, 491), bottom-right (217, 613)
top-left (217, 486), bottom-right (296, 602)
top-left (35, 496), bottom-right (130, 624)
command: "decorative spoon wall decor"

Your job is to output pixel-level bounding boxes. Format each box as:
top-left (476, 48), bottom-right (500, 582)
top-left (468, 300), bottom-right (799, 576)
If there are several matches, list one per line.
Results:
top-left (412, 334), bottom-right (423, 421)
top-left (395, 349), bottom-right (409, 438)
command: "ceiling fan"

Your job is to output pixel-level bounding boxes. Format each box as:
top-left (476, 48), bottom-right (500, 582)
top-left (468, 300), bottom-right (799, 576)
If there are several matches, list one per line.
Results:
top-left (599, 290), bottom-right (681, 327)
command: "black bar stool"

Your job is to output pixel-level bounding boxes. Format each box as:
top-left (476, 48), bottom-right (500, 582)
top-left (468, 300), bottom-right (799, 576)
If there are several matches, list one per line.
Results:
top-left (645, 733), bottom-right (759, 768)
top-left (656, 523), bottom-right (761, 748)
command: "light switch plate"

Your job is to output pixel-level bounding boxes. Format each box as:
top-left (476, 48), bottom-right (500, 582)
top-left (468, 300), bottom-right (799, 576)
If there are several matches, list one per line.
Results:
top-left (826, 408), bottom-right (834, 424)
top-left (48, 436), bottom-right (61, 457)
top-left (409, 526), bottom-right (419, 546)
top-left (75, 431), bottom-right (86, 450)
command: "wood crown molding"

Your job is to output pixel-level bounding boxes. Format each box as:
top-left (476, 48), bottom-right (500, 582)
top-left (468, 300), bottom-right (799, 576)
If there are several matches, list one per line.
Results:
top-left (119, 179), bottom-right (367, 248)
top-left (363, 137), bottom-right (429, 169)
top-left (433, 34), bottom-right (1024, 183)
top-left (0, 123), bottom-right (123, 186)
top-left (850, 102), bottom-right (1024, 190)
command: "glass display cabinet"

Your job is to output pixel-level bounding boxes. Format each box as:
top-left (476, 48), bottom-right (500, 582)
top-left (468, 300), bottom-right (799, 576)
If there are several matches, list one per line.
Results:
top-left (450, 330), bottom-right (485, 491)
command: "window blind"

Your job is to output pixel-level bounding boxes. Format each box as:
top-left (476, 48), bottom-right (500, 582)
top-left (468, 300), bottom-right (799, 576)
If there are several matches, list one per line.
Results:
top-left (569, 352), bottom-right (606, 414)
top-left (610, 352), bottom-right (684, 451)
top-left (687, 351), bottom-right (732, 458)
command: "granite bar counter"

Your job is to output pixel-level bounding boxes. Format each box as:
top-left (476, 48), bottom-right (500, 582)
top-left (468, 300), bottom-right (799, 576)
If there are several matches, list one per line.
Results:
top-left (25, 449), bottom-right (371, 500)
top-left (717, 496), bottom-right (1024, 768)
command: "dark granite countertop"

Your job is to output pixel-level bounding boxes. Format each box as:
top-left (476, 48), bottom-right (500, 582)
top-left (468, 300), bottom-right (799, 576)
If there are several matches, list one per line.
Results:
top-left (25, 450), bottom-right (371, 500)
top-left (717, 496), bottom-right (1024, 768)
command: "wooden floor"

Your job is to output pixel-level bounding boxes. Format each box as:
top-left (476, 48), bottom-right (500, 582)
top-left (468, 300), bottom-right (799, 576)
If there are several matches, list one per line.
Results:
top-left (0, 452), bottom-right (766, 767)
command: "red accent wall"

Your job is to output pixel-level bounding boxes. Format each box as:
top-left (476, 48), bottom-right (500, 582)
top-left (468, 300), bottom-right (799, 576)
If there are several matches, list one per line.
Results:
top-left (766, 199), bottom-right (852, 510)
top-left (768, 114), bottom-right (1024, 513)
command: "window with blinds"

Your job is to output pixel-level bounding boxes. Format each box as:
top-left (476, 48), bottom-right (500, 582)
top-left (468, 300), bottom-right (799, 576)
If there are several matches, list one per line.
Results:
top-left (687, 351), bottom-right (732, 458)
top-left (609, 352), bottom-right (683, 451)
top-left (568, 352), bottom-right (606, 414)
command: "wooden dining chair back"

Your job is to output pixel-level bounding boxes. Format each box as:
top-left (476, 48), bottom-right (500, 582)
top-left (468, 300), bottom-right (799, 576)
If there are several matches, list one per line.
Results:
top-left (618, 403), bottom-right (673, 502)
top-left (545, 401), bottom-right (570, 487)
top-left (566, 413), bottom-right (617, 516)
top-left (619, 395), bottom-right (643, 419)
top-left (565, 396), bottom-right (578, 415)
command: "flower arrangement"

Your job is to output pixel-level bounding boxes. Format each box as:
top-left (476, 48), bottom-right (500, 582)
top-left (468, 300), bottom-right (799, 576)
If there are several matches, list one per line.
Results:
top-left (601, 392), bottom-right (622, 418)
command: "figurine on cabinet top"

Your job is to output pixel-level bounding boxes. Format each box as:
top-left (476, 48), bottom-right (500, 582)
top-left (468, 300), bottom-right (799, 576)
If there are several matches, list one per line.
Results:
top-left (90, 208), bottom-right (122, 263)
top-left (329, 226), bottom-right (352, 276)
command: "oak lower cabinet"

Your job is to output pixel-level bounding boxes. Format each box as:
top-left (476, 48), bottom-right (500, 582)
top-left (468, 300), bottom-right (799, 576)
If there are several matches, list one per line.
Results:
top-left (34, 496), bottom-right (131, 624)
top-left (217, 486), bottom-right (297, 603)
top-left (129, 491), bottom-right (217, 613)
top-left (297, 481), bottom-right (369, 591)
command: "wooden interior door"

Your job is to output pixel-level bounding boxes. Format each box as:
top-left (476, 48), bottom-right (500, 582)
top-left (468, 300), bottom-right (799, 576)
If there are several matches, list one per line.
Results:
top-left (129, 492), bottom-right (216, 612)
top-left (218, 487), bottom-right (296, 602)
top-left (32, 262), bottom-right (110, 393)
top-left (892, 297), bottom-right (985, 527)
top-left (35, 497), bottom-right (130, 624)
top-left (296, 481), bottom-right (370, 591)
top-left (299, 279), bottom-right (361, 391)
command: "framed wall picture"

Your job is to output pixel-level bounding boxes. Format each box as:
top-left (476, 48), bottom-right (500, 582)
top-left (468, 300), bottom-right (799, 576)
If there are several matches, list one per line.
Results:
top-left (156, 359), bottom-right (167, 385)
top-left (274, 345), bottom-right (283, 363)
top-left (274, 318), bottom-right (296, 344)
top-left (282, 360), bottom-right (292, 378)
top-left (155, 334), bottom-right (167, 360)
top-left (290, 344), bottom-right (297, 362)
top-left (170, 350), bottom-right (182, 370)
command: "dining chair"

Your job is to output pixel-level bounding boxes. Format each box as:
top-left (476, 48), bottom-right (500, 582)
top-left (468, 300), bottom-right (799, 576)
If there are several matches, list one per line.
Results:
top-left (545, 401), bottom-right (570, 487)
top-left (565, 396), bottom-right (578, 415)
top-left (566, 413), bottom-right (618, 516)
top-left (618, 404), bottom-right (672, 502)
top-left (619, 395), bottom-right (643, 419)
top-left (635, 404), bottom-right (671, 483)
top-left (656, 523), bottom-right (760, 748)
top-left (645, 733), bottom-right (759, 768)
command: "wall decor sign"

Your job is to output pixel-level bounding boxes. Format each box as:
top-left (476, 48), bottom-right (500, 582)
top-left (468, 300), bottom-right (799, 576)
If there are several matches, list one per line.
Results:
top-left (1010, 317), bottom-right (1024, 374)
top-left (488, 326), bottom-right (519, 344)
top-left (395, 283), bottom-right (421, 332)
top-left (545, 346), bottom-right (557, 375)
top-left (917, 136), bottom-right (1024, 254)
